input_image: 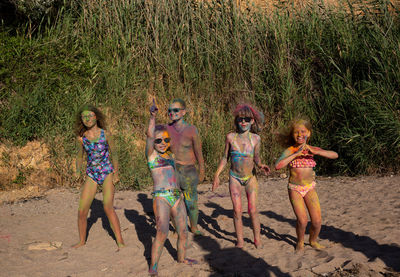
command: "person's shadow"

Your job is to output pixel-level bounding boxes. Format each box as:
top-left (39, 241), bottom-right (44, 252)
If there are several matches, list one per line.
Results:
top-left (124, 193), bottom-right (177, 267)
top-left (262, 210), bottom-right (400, 272)
top-left (200, 202), bottom-right (297, 248)
top-left (86, 198), bottom-right (116, 242)
top-left (194, 232), bottom-right (291, 276)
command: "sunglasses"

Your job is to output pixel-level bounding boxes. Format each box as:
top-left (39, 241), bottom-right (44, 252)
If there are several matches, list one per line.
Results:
top-left (154, 137), bottom-right (171, 144)
top-left (168, 108), bottom-right (184, 113)
top-left (236, 117), bottom-right (253, 123)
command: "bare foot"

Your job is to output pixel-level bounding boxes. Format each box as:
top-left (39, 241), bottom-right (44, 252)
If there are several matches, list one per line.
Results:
top-left (295, 242), bottom-right (305, 252)
top-left (236, 240), bottom-right (244, 248)
top-left (190, 227), bottom-right (204, 236)
top-left (310, 241), bottom-right (325, 249)
top-left (71, 242), bottom-right (85, 249)
top-left (148, 269), bottom-right (158, 276)
top-left (180, 258), bottom-right (198, 265)
top-left (117, 241), bottom-right (126, 250)
top-left (254, 239), bottom-right (263, 249)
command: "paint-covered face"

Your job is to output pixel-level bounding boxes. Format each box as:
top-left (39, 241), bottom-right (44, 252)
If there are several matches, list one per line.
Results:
top-left (168, 102), bottom-right (186, 122)
top-left (154, 131), bottom-right (171, 153)
top-left (292, 124), bottom-right (311, 145)
top-left (236, 116), bottom-right (254, 132)
top-left (81, 110), bottom-right (97, 128)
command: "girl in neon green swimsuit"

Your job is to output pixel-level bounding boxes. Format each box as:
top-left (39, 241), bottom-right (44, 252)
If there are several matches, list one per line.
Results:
top-left (212, 104), bottom-right (270, 248)
top-left (146, 102), bottom-right (197, 276)
top-left (275, 118), bottom-right (338, 251)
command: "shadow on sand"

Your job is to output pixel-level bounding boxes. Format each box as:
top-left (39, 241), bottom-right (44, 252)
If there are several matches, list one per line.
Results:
top-left (262, 210), bottom-right (400, 272)
top-left (201, 202), bottom-right (297, 248)
top-left (86, 198), bottom-right (116, 243)
top-left (124, 193), bottom-right (177, 267)
top-left (194, 201), bottom-right (292, 276)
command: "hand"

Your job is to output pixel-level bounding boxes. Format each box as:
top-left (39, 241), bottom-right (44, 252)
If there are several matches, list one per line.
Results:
top-left (149, 98), bottom-right (158, 117)
top-left (294, 143), bottom-right (307, 157)
top-left (113, 172), bottom-right (120, 184)
top-left (212, 176), bottom-right (220, 192)
top-left (199, 170), bottom-right (205, 183)
top-left (259, 164), bottom-right (270, 175)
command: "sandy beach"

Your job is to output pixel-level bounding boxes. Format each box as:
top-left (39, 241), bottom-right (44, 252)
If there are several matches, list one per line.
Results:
top-left (1, 175), bottom-right (400, 276)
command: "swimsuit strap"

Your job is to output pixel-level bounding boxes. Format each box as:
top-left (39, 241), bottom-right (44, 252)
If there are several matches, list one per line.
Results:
top-left (83, 129), bottom-right (104, 144)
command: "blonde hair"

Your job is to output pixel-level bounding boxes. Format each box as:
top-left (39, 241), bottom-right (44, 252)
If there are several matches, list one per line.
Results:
top-left (277, 117), bottom-right (312, 147)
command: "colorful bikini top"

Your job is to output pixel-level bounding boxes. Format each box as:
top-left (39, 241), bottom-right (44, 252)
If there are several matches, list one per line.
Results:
top-left (148, 153), bottom-right (175, 170)
top-left (230, 133), bottom-right (255, 160)
top-left (82, 129), bottom-right (112, 167)
top-left (289, 153), bottom-right (316, 168)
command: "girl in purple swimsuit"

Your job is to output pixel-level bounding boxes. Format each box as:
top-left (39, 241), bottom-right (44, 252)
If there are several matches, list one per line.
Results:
top-left (212, 104), bottom-right (270, 249)
top-left (275, 118), bottom-right (338, 251)
top-left (72, 105), bottom-right (125, 249)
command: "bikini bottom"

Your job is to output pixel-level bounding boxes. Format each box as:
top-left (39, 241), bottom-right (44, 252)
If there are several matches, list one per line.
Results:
top-left (288, 181), bottom-right (316, 197)
top-left (229, 170), bottom-right (254, 186)
top-left (152, 188), bottom-right (182, 207)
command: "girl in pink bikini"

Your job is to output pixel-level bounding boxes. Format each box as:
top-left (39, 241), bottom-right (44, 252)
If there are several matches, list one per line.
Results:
top-left (275, 118), bottom-right (338, 251)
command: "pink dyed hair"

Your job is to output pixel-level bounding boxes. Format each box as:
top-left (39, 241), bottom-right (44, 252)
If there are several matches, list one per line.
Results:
top-left (233, 103), bottom-right (265, 133)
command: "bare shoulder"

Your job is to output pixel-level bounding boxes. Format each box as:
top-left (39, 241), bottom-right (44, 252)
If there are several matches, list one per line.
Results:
top-left (226, 132), bottom-right (237, 144)
top-left (251, 133), bottom-right (261, 142)
top-left (76, 136), bottom-right (83, 144)
top-left (185, 124), bottom-right (200, 136)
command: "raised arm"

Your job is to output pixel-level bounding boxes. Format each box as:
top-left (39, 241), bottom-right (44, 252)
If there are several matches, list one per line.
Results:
top-left (145, 109), bottom-right (158, 159)
top-left (75, 137), bottom-right (84, 178)
top-left (253, 136), bottom-right (270, 175)
top-left (212, 135), bottom-right (231, 191)
top-left (192, 127), bottom-right (205, 183)
top-left (105, 131), bottom-right (119, 183)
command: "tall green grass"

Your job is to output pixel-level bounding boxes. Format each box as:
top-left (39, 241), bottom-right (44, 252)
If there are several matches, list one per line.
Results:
top-left (1, 0), bottom-right (399, 189)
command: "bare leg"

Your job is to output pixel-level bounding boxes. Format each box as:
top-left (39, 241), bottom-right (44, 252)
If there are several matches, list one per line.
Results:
top-left (171, 197), bottom-right (188, 263)
top-left (150, 197), bottom-right (170, 274)
top-left (229, 177), bottom-right (244, 248)
top-left (288, 189), bottom-right (308, 251)
top-left (72, 177), bottom-right (97, 248)
top-left (304, 189), bottom-right (324, 249)
top-left (102, 174), bottom-right (125, 248)
top-left (245, 177), bottom-right (261, 248)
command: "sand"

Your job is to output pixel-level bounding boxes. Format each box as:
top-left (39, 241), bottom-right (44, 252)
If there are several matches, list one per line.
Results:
top-left (1, 175), bottom-right (400, 277)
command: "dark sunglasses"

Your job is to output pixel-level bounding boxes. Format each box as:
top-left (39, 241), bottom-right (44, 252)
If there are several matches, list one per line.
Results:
top-left (154, 137), bottom-right (171, 144)
top-left (168, 108), bottom-right (184, 113)
top-left (236, 117), bottom-right (252, 123)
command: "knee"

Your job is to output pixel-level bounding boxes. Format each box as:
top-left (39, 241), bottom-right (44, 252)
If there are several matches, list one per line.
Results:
top-left (178, 229), bottom-right (188, 240)
top-left (103, 204), bottom-right (114, 215)
top-left (311, 218), bottom-right (322, 228)
top-left (156, 230), bottom-right (168, 242)
top-left (248, 206), bottom-right (258, 217)
top-left (156, 221), bottom-right (170, 235)
top-left (297, 217), bottom-right (308, 228)
top-left (78, 209), bottom-right (88, 219)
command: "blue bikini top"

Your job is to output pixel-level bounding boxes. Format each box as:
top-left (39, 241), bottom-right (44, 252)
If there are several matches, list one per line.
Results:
top-left (148, 154), bottom-right (175, 170)
top-left (230, 133), bottom-right (255, 159)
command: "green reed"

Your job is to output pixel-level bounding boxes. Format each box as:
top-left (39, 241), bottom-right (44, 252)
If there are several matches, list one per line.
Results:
top-left (0, 0), bottom-right (399, 189)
